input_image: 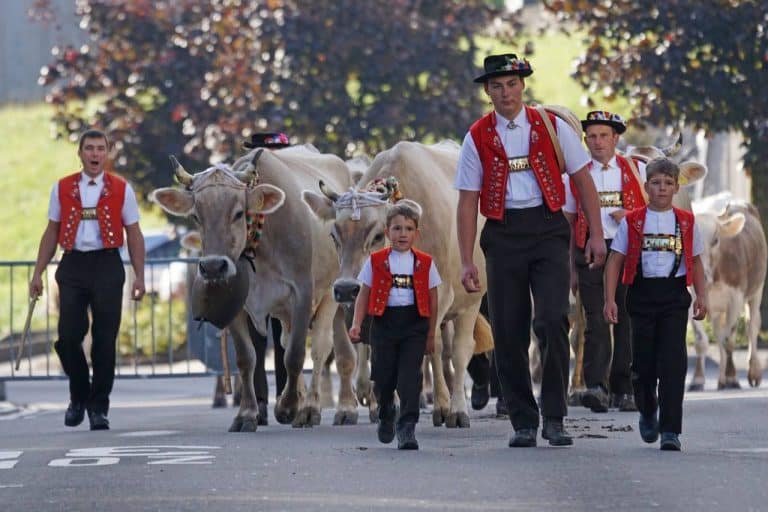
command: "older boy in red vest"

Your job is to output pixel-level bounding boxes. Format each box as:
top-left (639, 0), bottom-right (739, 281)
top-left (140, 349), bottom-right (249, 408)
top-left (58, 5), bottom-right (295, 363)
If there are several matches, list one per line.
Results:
top-left (564, 111), bottom-right (647, 413)
top-left (604, 157), bottom-right (708, 451)
top-left (29, 129), bottom-right (145, 431)
top-left (455, 52), bottom-right (606, 447)
top-left (349, 203), bottom-right (441, 450)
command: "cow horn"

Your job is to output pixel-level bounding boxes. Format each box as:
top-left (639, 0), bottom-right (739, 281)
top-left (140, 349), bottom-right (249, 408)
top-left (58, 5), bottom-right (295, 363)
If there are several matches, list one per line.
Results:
top-left (235, 148), bottom-right (264, 184)
top-left (319, 180), bottom-right (339, 202)
top-left (662, 132), bottom-right (683, 157)
top-left (170, 155), bottom-right (194, 186)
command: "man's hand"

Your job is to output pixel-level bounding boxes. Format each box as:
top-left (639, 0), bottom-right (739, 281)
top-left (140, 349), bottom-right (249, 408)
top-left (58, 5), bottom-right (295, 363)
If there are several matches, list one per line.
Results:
top-left (348, 325), bottom-right (362, 343)
top-left (609, 209), bottom-right (627, 224)
top-left (29, 275), bottom-right (43, 299)
top-left (461, 263), bottom-right (481, 293)
top-left (693, 296), bottom-right (708, 321)
top-left (584, 236), bottom-right (607, 270)
top-left (425, 334), bottom-right (435, 355)
top-left (603, 300), bottom-right (618, 324)
top-left (131, 279), bottom-right (146, 301)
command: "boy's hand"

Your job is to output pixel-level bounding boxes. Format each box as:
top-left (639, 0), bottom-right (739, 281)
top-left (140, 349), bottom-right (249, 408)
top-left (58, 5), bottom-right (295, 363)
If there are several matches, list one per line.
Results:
top-left (603, 301), bottom-right (618, 324)
top-left (348, 325), bottom-right (361, 343)
top-left (425, 334), bottom-right (435, 355)
top-left (693, 297), bottom-right (708, 320)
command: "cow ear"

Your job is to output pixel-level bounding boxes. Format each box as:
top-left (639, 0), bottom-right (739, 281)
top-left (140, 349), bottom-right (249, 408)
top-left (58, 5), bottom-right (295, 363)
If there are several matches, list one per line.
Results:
top-left (180, 231), bottom-right (202, 252)
top-left (718, 212), bottom-right (746, 238)
top-left (247, 183), bottom-right (285, 215)
top-left (302, 190), bottom-right (336, 221)
top-left (150, 188), bottom-right (194, 216)
top-left (679, 162), bottom-right (707, 186)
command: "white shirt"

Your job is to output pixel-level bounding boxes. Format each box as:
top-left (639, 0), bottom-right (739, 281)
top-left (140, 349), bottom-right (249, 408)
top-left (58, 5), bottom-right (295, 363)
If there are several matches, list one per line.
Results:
top-left (563, 156), bottom-right (647, 239)
top-left (48, 171), bottom-right (141, 251)
top-left (358, 249), bottom-right (442, 307)
top-left (612, 208), bottom-right (703, 278)
top-left (454, 108), bottom-right (591, 209)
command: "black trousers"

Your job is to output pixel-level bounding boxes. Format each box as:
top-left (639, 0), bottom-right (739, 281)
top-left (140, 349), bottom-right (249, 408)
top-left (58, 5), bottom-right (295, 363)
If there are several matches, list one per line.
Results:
top-left (246, 315), bottom-right (285, 402)
top-left (54, 249), bottom-right (125, 414)
top-left (270, 316), bottom-right (286, 397)
top-left (480, 207), bottom-right (571, 430)
top-left (370, 305), bottom-right (428, 427)
top-left (626, 276), bottom-right (690, 434)
top-left (576, 239), bottom-right (632, 394)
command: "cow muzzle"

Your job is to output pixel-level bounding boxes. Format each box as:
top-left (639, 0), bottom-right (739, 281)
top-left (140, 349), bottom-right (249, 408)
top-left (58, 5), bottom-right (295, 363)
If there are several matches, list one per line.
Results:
top-left (198, 255), bottom-right (236, 281)
top-left (333, 279), bottom-right (361, 304)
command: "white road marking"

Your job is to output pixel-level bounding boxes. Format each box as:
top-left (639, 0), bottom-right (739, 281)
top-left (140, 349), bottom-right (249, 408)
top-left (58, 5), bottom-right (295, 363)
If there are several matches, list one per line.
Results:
top-left (119, 430), bottom-right (181, 437)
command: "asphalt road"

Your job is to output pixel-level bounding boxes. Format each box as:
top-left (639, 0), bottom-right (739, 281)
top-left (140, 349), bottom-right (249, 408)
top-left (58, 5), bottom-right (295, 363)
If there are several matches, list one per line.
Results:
top-left (1, 368), bottom-right (767, 512)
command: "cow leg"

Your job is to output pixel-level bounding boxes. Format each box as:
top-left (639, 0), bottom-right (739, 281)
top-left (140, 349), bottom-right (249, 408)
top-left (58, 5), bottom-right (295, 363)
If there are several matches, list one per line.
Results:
top-left (689, 316), bottom-right (709, 391)
top-left (722, 301), bottom-right (743, 389)
top-left (567, 291), bottom-right (586, 405)
top-left (747, 294), bottom-right (763, 387)
top-left (332, 306), bottom-right (359, 425)
top-left (275, 299), bottom-right (312, 425)
top-left (212, 376), bottom-right (227, 408)
top-left (228, 311), bottom-right (260, 432)
top-left (441, 321), bottom-right (455, 395)
top-left (247, 318), bottom-right (269, 425)
top-left (445, 310), bottom-right (477, 428)
top-left (294, 295), bottom-right (336, 427)
top-left (430, 330), bottom-right (451, 427)
top-left (320, 353), bottom-right (335, 409)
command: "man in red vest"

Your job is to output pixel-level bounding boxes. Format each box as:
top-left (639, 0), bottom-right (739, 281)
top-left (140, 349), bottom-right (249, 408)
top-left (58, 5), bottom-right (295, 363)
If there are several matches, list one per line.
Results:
top-left (455, 53), bottom-right (606, 447)
top-left (563, 111), bottom-right (647, 413)
top-left (603, 157), bottom-right (708, 451)
top-left (29, 129), bottom-right (145, 431)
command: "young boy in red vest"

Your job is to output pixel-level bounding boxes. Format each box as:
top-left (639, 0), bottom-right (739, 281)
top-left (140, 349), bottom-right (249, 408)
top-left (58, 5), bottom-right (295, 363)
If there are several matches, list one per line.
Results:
top-left (349, 202), bottom-right (441, 450)
top-left (603, 158), bottom-right (708, 451)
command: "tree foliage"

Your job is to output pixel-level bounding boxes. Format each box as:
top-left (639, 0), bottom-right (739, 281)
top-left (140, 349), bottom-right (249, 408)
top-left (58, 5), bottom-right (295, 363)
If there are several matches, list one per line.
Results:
top-left (34, 0), bottom-right (520, 200)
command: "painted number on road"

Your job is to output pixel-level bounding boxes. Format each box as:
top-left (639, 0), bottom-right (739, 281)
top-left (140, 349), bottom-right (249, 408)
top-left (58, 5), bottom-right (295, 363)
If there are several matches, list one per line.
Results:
top-left (48, 445), bottom-right (220, 467)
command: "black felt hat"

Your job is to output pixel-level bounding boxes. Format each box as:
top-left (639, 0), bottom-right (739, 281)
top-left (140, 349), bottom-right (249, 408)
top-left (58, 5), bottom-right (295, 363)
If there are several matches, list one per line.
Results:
top-left (474, 53), bottom-right (533, 83)
top-left (581, 111), bottom-right (627, 134)
top-left (243, 132), bottom-right (290, 149)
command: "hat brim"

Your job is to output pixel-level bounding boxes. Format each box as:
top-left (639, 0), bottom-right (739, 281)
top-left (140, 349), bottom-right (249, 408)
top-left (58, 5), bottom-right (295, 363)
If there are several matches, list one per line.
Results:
top-left (243, 141), bottom-right (290, 149)
top-left (581, 120), bottom-right (626, 134)
top-left (474, 69), bottom-right (533, 83)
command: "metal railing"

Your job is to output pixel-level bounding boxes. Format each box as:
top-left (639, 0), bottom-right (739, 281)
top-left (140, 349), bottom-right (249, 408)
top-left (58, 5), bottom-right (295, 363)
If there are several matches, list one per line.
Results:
top-left (0, 257), bottom-right (232, 382)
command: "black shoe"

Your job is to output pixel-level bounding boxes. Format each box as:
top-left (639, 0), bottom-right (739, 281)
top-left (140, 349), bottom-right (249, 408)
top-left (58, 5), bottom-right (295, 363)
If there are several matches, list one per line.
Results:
top-left (660, 432), bottom-right (681, 451)
top-left (639, 412), bottom-right (659, 443)
top-left (64, 402), bottom-right (85, 427)
top-left (508, 428), bottom-right (537, 448)
top-left (612, 393), bottom-right (638, 412)
top-left (396, 423), bottom-right (419, 450)
top-left (542, 419), bottom-right (574, 446)
top-left (471, 382), bottom-right (490, 410)
top-left (257, 400), bottom-right (268, 426)
top-left (88, 410), bottom-right (110, 431)
top-left (377, 405), bottom-right (396, 444)
top-left (495, 396), bottom-right (509, 417)
top-left (581, 386), bottom-right (609, 413)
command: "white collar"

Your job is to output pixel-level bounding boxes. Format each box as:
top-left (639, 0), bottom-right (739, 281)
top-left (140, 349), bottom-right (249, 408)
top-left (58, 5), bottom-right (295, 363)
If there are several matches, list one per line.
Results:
top-left (80, 171), bottom-right (105, 184)
top-left (495, 109), bottom-right (527, 129)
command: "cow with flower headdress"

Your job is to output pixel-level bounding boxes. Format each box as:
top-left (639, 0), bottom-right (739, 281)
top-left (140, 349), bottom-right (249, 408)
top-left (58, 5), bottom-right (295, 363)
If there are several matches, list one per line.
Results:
top-left (303, 140), bottom-right (490, 428)
top-left (151, 145), bottom-right (358, 431)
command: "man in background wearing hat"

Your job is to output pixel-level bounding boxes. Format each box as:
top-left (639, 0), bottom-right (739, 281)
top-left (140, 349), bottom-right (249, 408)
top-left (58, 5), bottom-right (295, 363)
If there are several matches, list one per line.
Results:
top-left (564, 112), bottom-right (646, 413)
top-left (455, 53), bottom-right (606, 447)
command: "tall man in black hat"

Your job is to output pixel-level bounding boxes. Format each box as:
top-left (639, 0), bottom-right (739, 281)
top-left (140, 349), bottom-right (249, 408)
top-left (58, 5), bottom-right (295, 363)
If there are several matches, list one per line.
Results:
top-left (455, 53), bottom-right (606, 447)
top-left (564, 111), bottom-right (646, 413)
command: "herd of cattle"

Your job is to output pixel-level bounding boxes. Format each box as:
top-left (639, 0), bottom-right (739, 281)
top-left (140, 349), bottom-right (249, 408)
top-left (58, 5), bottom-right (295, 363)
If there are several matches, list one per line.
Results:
top-left (149, 107), bottom-right (767, 432)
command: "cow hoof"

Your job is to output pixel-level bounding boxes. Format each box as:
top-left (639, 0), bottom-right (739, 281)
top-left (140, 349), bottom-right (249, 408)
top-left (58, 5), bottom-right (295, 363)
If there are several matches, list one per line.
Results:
top-left (432, 408), bottom-right (447, 427)
top-left (292, 406), bottom-right (321, 428)
top-left (257, 401), bottom-right (268, 426)
top-left (567, 391), bottom-right (583, 406)
top-left (368, 405), bottom-right (379, 424)
top-left (333, 410), bottom-right (359, 426)
top-left (239, 418), bottom-right (259, 432)
top-left (212, 396), bottom-right (227, 408)
top-left (687, 382), bottom-right (705, 392)
top-left (718, 380), bottom-right (741, 390)
top-left (274, 403), bottom-right (297, 425)
top-left (228, 417), bottom-right (243, 432)
top-left (446, 412), bottom-right (470, 428)
top-left (748, 373), bottom-right (762, 388)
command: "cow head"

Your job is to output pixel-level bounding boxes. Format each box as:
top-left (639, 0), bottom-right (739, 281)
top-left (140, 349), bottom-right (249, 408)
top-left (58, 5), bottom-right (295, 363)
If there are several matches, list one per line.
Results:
top-left (691, 207), bottom-right (746, 285)
top-left (150, 149), bottom-right (285, 282)
top-left (303, 178), bottom-right (411, 304)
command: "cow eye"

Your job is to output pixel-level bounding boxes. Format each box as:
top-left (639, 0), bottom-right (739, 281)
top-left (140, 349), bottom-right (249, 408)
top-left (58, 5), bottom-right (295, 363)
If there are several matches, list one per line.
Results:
top-left (372, 232), bottom-right (385, 245)
top-left (190, 213), bottom-right (200, 225)
top-left (711, 236), bottom-right (719, 247)
top-left (233, 210), bottom-right (244, 222)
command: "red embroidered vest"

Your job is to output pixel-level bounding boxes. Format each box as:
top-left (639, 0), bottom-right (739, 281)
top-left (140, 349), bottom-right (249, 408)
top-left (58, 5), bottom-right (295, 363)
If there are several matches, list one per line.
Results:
top-left (57, 172), bottom-right (127, 250)
top-left (623, 206), bottom-right (694, 286)
top-left (571, 154), bottom-right (646, 249)
top-left (470, 105), bottom-right (565, 220)
top-left (367, 247), bottom-right (432, 317)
